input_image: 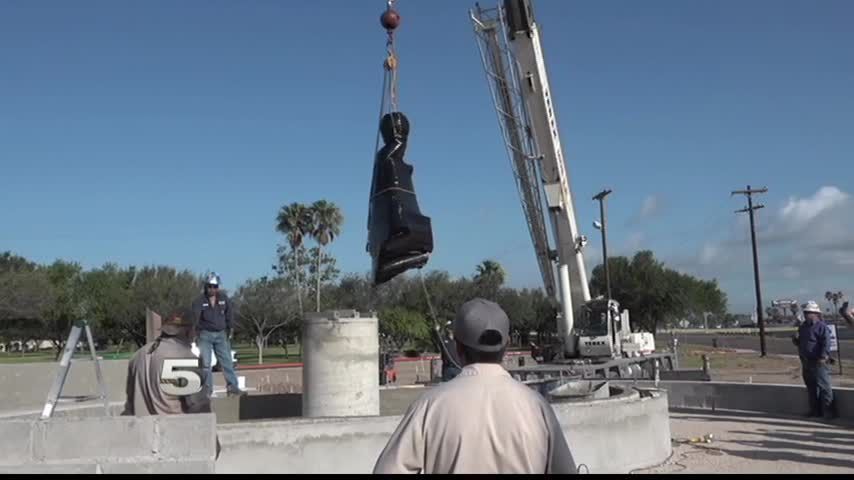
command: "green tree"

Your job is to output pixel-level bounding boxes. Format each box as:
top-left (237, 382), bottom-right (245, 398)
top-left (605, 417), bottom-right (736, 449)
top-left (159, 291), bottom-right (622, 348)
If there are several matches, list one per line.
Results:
top-left (496, 288), bottom-right (536, 345)
top-left (125, 266), bottom-right (200, 347)
top-left (0, 252), bottom-right (37, 274)
top-left (826, 291), bottom-right (844, 321)
top-left (276, 245), bottom-right (340, 311)
top-left (0, 268), bottom-right (55, 347)
top-left (275, 202), bottom-right (314, 315)
top-left (378, 307), bottom-right (430, 353)
top-left (474, 260), bottom-right (506, 300)
top-left (233, 276), bottom-right (296, 364)
top-left (79, 264), bottom-right (135, 349)
top-left (309, 200), bottom-right (344, 312)
top-left (589, 250), bottom-right (727, 334)
top-left (41, 260), bottom-right (85, 356)
top-left (333, 273), bottom-right (377, 312)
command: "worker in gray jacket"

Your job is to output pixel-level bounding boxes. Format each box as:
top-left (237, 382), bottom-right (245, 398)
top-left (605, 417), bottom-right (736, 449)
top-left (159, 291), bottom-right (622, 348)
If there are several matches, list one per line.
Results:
top-left (373, 298), bottom-right (576, 474)
top-left (122, 311), bottom-right (221, 458)
top-left (192, 273), bottom-right (243, 397)
top-left (122, 312), bottom-right (211, 416)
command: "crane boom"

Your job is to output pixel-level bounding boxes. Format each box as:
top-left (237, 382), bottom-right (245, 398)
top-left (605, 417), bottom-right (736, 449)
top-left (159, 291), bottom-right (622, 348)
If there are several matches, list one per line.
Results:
top-left (470, 3), bottom-right (555, 300)
top-left (472, 0), bottom-right (591, 357)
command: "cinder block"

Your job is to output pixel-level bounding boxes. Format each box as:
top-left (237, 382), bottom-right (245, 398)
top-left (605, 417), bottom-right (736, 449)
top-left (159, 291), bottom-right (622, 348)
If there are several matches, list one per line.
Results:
top-left (0, 420), bottom-right (34, 465)
top-left (100, 461), bottom-right (215, 474)
top-left (0, 463), bottom-right (100, 474)
top-left (155, 414), bottom-right (217, 460)
top-left (36, 417), bottom-right (156, 462)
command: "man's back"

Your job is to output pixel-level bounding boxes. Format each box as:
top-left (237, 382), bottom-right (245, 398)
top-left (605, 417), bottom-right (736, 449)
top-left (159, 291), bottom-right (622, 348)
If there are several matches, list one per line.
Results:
top-left (373, 363), bottom-right (575, 474)
top-left (123, 337), bottom-right (210, 416)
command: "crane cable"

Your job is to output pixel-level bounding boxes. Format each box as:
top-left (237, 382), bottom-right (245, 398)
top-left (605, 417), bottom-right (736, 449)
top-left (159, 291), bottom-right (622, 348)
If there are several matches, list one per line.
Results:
top-left (375, 0), bottom-right (402, 152)
top-left (420, 270), bottom-right (463, 370)
top-left (374, 1), bottom-right (457, 370)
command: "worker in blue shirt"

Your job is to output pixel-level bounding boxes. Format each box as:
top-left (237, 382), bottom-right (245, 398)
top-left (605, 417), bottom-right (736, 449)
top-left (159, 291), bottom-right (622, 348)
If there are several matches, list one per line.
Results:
top-left (792, 301), bottom-right (836, 419)
top-left (192, 273), bottom-right (245, 397)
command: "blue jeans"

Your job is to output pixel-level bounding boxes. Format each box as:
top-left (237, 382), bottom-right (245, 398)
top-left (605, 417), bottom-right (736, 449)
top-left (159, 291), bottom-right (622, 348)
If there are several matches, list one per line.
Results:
top-left (198, 330), bottom-right (240, 394)
top-left (801, 359), bottom-right (834, 416)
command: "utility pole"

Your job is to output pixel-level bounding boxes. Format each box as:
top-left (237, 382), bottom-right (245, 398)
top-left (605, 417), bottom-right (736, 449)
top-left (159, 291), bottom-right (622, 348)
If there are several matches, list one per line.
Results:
top-left (593, 189), bottom-right (613, 302)
top-left (732, 185), bottom-right (768, 357)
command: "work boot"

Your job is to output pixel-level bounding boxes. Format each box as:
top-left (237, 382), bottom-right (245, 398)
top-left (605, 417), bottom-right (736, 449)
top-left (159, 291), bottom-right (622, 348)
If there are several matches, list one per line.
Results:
top-left (227, 389), bottom-right (248, 398)
top-left (824, 401), bottom-right (839, 420)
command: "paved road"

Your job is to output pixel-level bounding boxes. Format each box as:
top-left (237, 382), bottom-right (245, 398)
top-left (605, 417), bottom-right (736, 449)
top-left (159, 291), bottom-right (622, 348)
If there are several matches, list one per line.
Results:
top-left (659, 329), bottom-right (854, 361)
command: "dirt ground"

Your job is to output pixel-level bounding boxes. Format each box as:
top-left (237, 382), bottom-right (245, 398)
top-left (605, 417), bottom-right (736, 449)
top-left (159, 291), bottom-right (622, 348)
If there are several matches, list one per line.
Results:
top-left (633, 410), bottom-right (854, 474)
top-left (677, 344), bottom-right (854, 388)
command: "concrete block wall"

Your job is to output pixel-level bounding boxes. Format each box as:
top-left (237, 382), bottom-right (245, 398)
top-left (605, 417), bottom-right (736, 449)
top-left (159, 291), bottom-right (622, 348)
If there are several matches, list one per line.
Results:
top-left (0, 414), bottom-right (217, 474)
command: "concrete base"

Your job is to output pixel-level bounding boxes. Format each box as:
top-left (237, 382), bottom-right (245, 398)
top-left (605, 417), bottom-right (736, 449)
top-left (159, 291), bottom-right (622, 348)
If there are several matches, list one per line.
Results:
top-left (214, 386), bottom-right (671, 474)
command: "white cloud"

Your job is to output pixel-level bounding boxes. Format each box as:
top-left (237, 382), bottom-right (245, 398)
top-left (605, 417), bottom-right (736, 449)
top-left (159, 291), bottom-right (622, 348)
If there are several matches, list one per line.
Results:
top-left (781, 266), bottom-right (800, 280)
top-left (639, 195), bottom-right (661, 219)
top-left (699, 243), bottom-right (721, 266)
top-left (625, 232), bottom-right (645, 252)
top-left (779, 186), bottom-right (848, 229)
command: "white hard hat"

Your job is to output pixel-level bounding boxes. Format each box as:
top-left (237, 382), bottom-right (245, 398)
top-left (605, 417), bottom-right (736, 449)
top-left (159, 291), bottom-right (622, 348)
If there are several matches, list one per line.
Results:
top-left (205, 273), bottom-right (221, 286)
top-left (802, 301), bottom-right (821, 314)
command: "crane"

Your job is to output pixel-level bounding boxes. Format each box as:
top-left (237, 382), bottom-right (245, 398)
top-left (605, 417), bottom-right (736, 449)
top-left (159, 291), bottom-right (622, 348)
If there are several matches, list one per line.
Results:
top-left (470, 0), bottom-right (672, 377)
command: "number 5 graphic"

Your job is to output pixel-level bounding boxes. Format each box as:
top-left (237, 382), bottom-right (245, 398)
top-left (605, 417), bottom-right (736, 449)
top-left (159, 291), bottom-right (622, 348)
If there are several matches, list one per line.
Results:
top-left (161, 359), bottom-right (203, 396)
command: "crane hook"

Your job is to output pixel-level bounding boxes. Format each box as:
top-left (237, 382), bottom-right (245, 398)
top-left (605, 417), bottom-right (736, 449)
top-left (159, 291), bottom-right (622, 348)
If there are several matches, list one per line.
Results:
top-left (380, 1), bottom-right (401, 32)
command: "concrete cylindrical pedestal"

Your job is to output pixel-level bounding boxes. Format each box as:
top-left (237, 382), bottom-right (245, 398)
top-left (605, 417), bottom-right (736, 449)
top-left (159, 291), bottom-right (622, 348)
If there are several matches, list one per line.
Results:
top-left (302, 310), bottom-right (379, 418)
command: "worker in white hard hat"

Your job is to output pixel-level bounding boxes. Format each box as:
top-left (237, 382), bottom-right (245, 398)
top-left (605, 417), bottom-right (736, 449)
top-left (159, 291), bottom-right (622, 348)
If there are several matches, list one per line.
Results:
top-left (373, 298), bottom-right (576, 474)
top-left (791, 301), bottom-right (836, 419)
top-left (191, 273), bottom-right (244, 397)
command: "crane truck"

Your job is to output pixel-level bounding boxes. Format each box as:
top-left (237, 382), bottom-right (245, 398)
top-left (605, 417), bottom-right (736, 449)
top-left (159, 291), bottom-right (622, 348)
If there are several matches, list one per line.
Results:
top-left (470, 0), bottom-right (675, 380)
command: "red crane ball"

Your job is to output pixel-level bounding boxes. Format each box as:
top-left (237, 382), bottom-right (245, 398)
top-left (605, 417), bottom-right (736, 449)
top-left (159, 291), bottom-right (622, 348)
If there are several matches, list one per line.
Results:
top-left (381, 9), bottom-right (401, 31)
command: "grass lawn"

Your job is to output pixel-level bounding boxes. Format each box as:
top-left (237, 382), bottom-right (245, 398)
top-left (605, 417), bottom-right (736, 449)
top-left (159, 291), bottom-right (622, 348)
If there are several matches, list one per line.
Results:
top-left (232, 344), bottom-right (302, 366)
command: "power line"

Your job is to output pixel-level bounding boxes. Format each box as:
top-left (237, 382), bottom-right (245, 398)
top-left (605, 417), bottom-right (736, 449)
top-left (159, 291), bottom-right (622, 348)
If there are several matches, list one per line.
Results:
top-left (731, 185), bottom-right (768, 357)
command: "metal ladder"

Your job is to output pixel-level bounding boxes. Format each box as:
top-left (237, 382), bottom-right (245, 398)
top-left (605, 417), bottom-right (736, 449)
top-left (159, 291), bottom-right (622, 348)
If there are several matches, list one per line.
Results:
top-left (41, 320), bottom-right (110, 419)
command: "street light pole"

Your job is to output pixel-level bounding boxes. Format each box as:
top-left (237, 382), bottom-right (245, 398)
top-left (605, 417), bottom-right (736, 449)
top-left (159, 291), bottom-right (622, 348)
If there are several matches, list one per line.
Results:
top-left (732, 185), bottom-right (768, 357)
top-left (593, 189), bottom-right (613, 302)
top-left (593, 188), bottom-right (614, 353)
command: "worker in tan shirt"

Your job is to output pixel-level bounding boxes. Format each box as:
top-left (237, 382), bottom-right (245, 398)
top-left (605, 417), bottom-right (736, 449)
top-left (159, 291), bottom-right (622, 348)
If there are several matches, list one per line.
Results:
top-left (122, 312), bottom-right (221, 459)
top-left (122, 312), bottom-right (211, 416)
top-left (373, 298), bottom-right (577, 474)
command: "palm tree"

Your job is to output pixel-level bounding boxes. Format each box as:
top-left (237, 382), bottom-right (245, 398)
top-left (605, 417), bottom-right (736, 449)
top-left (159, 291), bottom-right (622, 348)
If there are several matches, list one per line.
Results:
top-left (832, 291), bottom-right (844, 321)
top-left (475, 260), bottom-right (506, 299)
top-left (309, 200), bottom-right (344, 312)
top-left (825, 291), bottom-right (844, 321)
top-left (275, 203), bottom-right (313, 314)
top-left (475, 260), bottom-right (506, 285)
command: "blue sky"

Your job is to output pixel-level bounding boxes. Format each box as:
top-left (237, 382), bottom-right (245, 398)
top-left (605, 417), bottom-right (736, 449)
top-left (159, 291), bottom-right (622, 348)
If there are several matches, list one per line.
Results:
top-left (1, 0), bottom-right (852, 314)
